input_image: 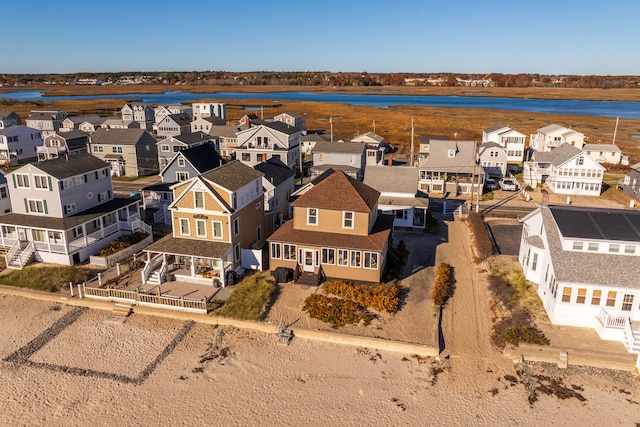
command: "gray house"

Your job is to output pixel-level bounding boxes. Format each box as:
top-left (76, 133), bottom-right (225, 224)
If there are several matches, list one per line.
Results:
top-left (0, 111), bottom-right (22, 129)
top-left (157, 132), bottom-right (214, 169)
top-left (620, 162), bottom-right (640, 202)
top-left (121, 103), bottom-right (155, 131)
top-left (90, 128), bottom-right (159, 177)
top-left (254, 157), bottom-right (296, 234)
top-left (191, 116), bottom-right (226, 134)
top-left (38, 130), bottom-right (89, 161)
top-left (25, 110), bottom-right (68, 137)
top-left (0, 125), bottom-right (43, 166)
top-left (418, 140), bottom-right (482, 195)
top-left (160, 141), bottom-right (225, 183)
top-left (155, 113), bottom-right (192, 138)
top-left (235, 121), bottom-right (304, 170)
top-left (478, 141), bottom-right (508, 178)
top-left (0, 154), bottom-right (146, 266)
top-left (310, 141), bottom-right (370, 180)
top-left (209, 125), bottom-right (247, 159)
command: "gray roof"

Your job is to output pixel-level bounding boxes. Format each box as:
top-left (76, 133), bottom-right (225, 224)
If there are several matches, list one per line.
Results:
top-left (582, 144), bottom-right (621, 153)
top-left (254, 158), bottom-right (295, 187)
top-left (418, 134), bottom-right (449, 144)
top-left (478, 141), bottom-right (505, 156)
top-left (178, 142), bottom-right (225, 174)
top-left (166, 113), bottom-right (191, 126)
top-left (200, 160), bottom-right (263, 191)
top-left (67, 115), bottom-right (102, 125)
top-left (161, 132), bottom-right (211, 145)
top-left (418, 140), bottom-right (477, 174)
top-left (539, 206), bottom-right (640, 288)
top-left (50, 130), bottom-right (88, 140)
top-left (301, 133), bottom-right (329, 143)
top-left (262, 121), bottom-right (303, 135)
top-left (363, 165), bottom-right (418, 195)
top-left (91, 128), bottom-right (152, 145)
top-left (533, 143), bottom-right (582, 166)
top-left (27, 111), bottom-right (65, 120)
top-left (23, 153), bottom-right (108, 179)
top-left (208, 125), bottom-right (246, 138)
top-left (537, 124), bottom-right (566, 134)
top-left (483, 124), bottom-right (508, 133)
top-left (527, 235), bottom-right (545, 249)
top-left (0, 110), bottom-right (20, 120)
top-left (0, 125), bottom-right (35, 136)
top-left (312, 141), bottom-right (368, 154)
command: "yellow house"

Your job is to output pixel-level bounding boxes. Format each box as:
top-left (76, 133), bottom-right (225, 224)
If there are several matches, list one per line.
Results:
top-left (144, 160), bottom-right (265, 287)
top-left (268, 170), bottom-right (393, 285)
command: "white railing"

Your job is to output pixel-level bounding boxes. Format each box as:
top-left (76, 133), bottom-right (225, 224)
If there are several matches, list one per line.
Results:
top-left (624, 318), bottom-right (637, 354)
top-left (18, 241), bottom-right (34, 268)
top-left (141, 253), bottom-right (164, 283)
top-left (597, 306), bottom-right (627, 329)
top-left (4, 240), bottom-right (20, 267)
top-left (159, 261), bottom-right (168, 283)
top-left (83, 284), bottom-right (211, 313)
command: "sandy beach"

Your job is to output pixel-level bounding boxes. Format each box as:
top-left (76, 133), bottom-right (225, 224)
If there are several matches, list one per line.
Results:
top-left (1, 219), bottom-right (639, 425)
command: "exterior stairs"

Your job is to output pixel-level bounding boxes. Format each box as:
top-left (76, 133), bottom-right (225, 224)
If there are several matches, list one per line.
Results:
top-left (626, 325), bottom-right (640, 354)
top-left (105, 303), bottom-right (134, 323)
top-left (145, 271), bottom-right (162, 285)
top-left (6, 242), bottom-right (34, 269)
top-left (295, 271), bottom-right (320, 286)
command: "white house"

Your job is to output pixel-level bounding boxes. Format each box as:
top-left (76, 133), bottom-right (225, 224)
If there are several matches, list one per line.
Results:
top-left (0, 125), bottom-right (43, 166)
top-left (529, 124), bottom-right (585, 153)
top-left (274, 112), bottom-right (305, 130)
top-left (482, 124), bottom-right (526, 163)
top-left (582, 143), bottom-right (627, 165)
top-left (351, 131), bottom-right (384, 147)
top-left (192, 102), bottom-right (226, 120)
top-left (478, 142), bottom-right (508, 177)
top-left (523, 144), bottom-right (604, 196)
top-left (519, 204), bottom-right (640, 355)
top-left (235, 121), bottom-right (304, 170)
top-left (25, 110), bottom-right (68, 137)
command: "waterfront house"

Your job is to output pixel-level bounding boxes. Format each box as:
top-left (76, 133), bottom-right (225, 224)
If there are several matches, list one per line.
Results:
top-left (121, 103), bottom-right (155, 131)
top-left (235, 121), bottom-right (304, 170)
top-left (192, 102), bottom-right (226, 120)
top-left (310, 141), bottom-right (370, 180)
top-left (0, 125), bottom-right (43, 166)
top-left (351, 131), bottom-right (384, 147)
top-left (523, 143), bottom-right (604, 196)
top-left (0, 154), bottom-right (146, 267)
top-left (478, 141), bottom-right (508, 178)
top-left (90, 128), bottom-right (159, 177)
top-left (418, 139), bottom-right (482, 195)
top-left (268, 170), bottom-right (393, 285)
top-left (529, 124), bottom-right (585, 153)
top-left (38, 130), bottom-right (89, 161)
top-left (143, 160), bottom-right (266, 287)
top-left (155, 113), bottom-right (192, 138)
top-left (25, 110), bottom-right (68, 137)
top-left (582, 143), bottom-right (627, 165)
top-left (482, 124), bottom-right (526, 163)
top-left (519, 205), bottom-right (640, 354)
top-left (274, 112), bottom-right (306, 130)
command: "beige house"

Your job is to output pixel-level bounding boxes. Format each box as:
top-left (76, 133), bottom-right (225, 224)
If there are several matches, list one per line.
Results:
top-left (90, 128), bottom-right (159, 177)
top-left (268, 170), bottom-right (393, 285)
top-left (143, 160), bottom-right (266, 287)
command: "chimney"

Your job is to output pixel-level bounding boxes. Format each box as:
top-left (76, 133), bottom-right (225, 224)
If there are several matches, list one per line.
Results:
top-left (388, 153), bottom-right (393, 166)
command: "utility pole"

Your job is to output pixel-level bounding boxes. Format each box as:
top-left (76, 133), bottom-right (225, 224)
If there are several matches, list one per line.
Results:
top-left (410, 116), bottom-right (415, 167)
top-left (612, 117), bottom-right (619, 145)
top-left (330, 116), bottom-right (333, 142)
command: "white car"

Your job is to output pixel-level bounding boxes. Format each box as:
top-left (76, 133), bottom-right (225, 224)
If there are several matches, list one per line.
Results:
top-left (499, 178), bottom-right (518, 191)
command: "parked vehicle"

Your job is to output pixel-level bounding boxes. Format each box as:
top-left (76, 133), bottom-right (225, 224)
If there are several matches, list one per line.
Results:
top-left (499, 178), bottom-right (518, 191)
top-left (484, 178), bottom-right (498, 190)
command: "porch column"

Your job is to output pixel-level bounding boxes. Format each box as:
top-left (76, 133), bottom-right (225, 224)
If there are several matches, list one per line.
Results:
top-left (83, 224), bottom-right (88, 246)
top-left (100, 217), bottom-right (105, 238)
top-left (191, 257), bottom-right (195, 276)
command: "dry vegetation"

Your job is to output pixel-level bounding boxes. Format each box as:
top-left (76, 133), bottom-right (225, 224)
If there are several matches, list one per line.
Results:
top-left (2, 85), bottom-right (640, 164)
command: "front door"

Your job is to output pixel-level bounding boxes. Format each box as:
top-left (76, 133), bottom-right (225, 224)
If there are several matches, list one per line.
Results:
top-left (18, 228), bottom-right (27, 241)
top-left (303, 249), bottom-right (314, 272)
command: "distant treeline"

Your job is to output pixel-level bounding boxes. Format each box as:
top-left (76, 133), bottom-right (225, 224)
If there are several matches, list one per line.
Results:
top-left (1, 71), bottom-right (638, 89)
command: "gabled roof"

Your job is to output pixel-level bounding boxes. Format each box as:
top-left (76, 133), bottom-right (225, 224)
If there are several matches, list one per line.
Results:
top-left (209, 125), bottom-right (246, 138)
top-left (0, 125), bottom-right (38, 136)
top-left (363, 165), bottom-right (418, 195)
top-left (177, 142), bottom-right (225, 174)
top-left (165, 113), bottom-right (191, 126)
top-left (16, 153), bottom-right (108, 179)
top-left (290, 168), bottom-right (336, 198)
top-left (200, 160), bottom-right (263, 192)
top-left (533, 143), bottom-right (596, 167)
top-left (291, 170), bottom-right (379, 213)
top-left (49, 130), bottom-right (88, 140)
top-left (301, 133), bottom-right (329, 143)
top-left (418, 140), bottom-right (477, 173)
top-left (582, 143), bottom-right (621, 153)
top-left (351, 131), bottom-right (384, 143)
top-left (483, 124), bottom-right (508, 133)
top-left (275, 112), bottom-right (303, 119)
top-left (254, 157), bottom-right (295, 187)
top-left (27, 111), bottom-right (66, 120)
top-left (158, 131), bottom-right (211, 145)
top-left (537, 124), bottom-right (566, 134)
top-left (312, 141), bottom-right (368, 154)
top-left (91, 128), bottom-right (151, 145)
top-left (262, 121), bottom-right (303, 135)
top-left (66, 115), bottom-right (102, 125)
top-left (0, 110), bottom-right (20, 120)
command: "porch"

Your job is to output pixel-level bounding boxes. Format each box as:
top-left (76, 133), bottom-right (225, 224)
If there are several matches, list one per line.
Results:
top-left (595, 306), bottom-right (640, 354)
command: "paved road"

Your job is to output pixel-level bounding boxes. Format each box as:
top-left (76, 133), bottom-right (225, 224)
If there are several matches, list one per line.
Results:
top-left (112, 175), bottom-right (161, 196)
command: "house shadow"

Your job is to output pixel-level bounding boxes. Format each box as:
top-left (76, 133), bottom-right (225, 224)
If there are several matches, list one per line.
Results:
top-left (437, 263), bottom-right (457, 354)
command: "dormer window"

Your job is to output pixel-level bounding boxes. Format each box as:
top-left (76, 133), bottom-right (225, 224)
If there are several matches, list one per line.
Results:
top-left (343, 211), bottom-right (354, 229)
top-left (576, 157), bottom-right (584, 165)
top-left (307, 208), bottom-right (318, 226)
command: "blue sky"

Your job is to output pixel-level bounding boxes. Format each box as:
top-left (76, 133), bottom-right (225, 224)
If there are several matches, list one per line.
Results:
top-left (2, 0), bottom-right (639, 75)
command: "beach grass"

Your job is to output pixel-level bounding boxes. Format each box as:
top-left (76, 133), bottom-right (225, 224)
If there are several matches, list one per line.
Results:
top-left (214, 274), bottom-right (275, 321)
top-left (0, 265), bottom-right (94, 292)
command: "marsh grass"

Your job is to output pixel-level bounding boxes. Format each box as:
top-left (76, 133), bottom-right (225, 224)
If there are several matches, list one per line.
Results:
top-left (214, 274), bottom-right (276, 321)
top-left (0, 265), bottom-right (95, 292)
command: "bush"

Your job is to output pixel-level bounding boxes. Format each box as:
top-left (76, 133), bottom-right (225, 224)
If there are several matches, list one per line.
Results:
top-left (492, 310), bottom-right (549, 348)
top-left (432, 263), bottom-right (453, 308)
top-left (99, 231), bottom-right (149, 257)
top-left (467, 212), bottom-right (493, 261)
top-left (215, 275), bottom-right (275, 321)
top-left (303, 294), bottom-right (373, 328)
top-left (322, 280), bottom-right (400, 313)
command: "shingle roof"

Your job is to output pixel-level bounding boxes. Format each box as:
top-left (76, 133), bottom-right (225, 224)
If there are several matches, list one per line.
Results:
top-left (537, 124), bottom-right (566, 134)
top-left (268, 214), bottom-right (393, 252)
top-left (312, 141), bottom-right (368, 154)
top-left (145, 235), bottom-right (230, 259)
top-left (352, 131), bottom-right (384, 143)
top-left (478, 141), bottom-right (505, 156)
top-left (582, 144), bottom-right (621, 153)
top-left (91, 128), bottom-right (151, 145)
top-left (169, 132), bottom-right (211, 145)
top-left (262, 121), bottom-right (303, 135)
top-left (208, 125), bottom-right (246, 138)
top-left (25, 153), bottom-right (108, 179)
top-left (291, 170), bottom-right (379, 213)
top-left (166, 113), bottom-right (191, 126)
top-left (179, 142), bottom-right (225, 174)
top-left (533, 143), bottom-right (582, 166)
top-left (418, 140), bottom-right (477, 173)
top-left (200, 160), bottom-right (263, 191)
top-left (254, 157), bottom-right (295, 187)
top-left (483, 124), bottom-right (508, 133)
top-left (0, 110), bottom-right (20, 120)
top-left (363, 165), bottom-right (418, 195)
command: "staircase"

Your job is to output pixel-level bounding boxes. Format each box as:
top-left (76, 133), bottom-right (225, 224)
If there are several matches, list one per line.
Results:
top-left (624, 321), bottom-right (640, 354)
top-left (6, 242), bottom-right (35, 269)
top-left (145, 271), bottom-right (162, 285)
top-left (105, 303), bottom-right (134, 323)
top-left (295, 271), bottom-right (320, 286)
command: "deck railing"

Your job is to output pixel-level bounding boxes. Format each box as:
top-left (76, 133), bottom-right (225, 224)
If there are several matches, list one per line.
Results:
top-left (597, 306), bottom-right (626, 329)
top-left (83, 284), bottom-right (211, 313)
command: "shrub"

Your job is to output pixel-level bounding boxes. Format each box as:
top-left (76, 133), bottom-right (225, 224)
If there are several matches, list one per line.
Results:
top-left (215, 275), bottom-right (275, 321)
top-left (99, 231), bottom-right (149, 257)
top-left (467, 212), bottom-right (493, 261)
top-left (303, 294), bottom-right (373, 328)
top-left (322, 280), bottom-right (400, 313)
top-left (492, 310), bottom-right (549, 348)
top-left (432, 263), bottom-right (453, 308)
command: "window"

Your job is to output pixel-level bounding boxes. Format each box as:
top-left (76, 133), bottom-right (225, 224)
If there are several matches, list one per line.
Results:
top-left (350, 250), bottom-right (361, 268)
top-left (93, 145), bottom-right (103, 153)
top-left (622, 294), bottom-right (634, 311)
top-left (561, 287), bottom-right (572, 303)
top-left (576, 288), bottom-right (587, 304)
top-left (624, 245), bottom-right (636, 255)
top-left (606, 291), bottom-right (617, 307)
top-left (531, 253), bottom-right (538, 271)
top-left (27, 199), bottom-right (46, 214)
top-left (242, 153), bottom-right (251, 161)
top-left (173, 146), bottom-right (180, 152)
top-left (178, 157), bottom-right (185, 167)
top-left (337, 249), bottom-right (349, 266)
top-left (194, 191), bottom-right (204, 209)
top-left (256, 201), bottom-right (261, 210)
top-left (212, 221), bottom-right (223, 239)
top-left (75, 176), bottom-right (85, 186)
top-left (34, 175), bottom-right (48, 189)
top-left (98, 191), bottom-right (111, 202)
top-left (343, 211), bottom-right (354, 229)
top-left (364, 252), bottom-right (378, 269)
top-left (179, 218), bottom-right (189, 235)
top-left (587, 242), bottom-right (598, 252)
top-left (62, 179), bottom-right (73, 190)
top-left (319, 153), bottom-right (324, 161)
top-left (32, 229), bottom-right (46, 242)
top-left (176, 172), bottom-right (189, 181)
top-left (448, 149), bottom-right (456, 158)
top-left (591, 290), bottom-right (601, 305)
top-left (72, 226), bottom-right (83, 238)
top-left (322, 248), bottom-right (335, 265)
top-left (283, 244), bottom-right (296, 260)
top-left (64, 203), bottom-right (76, 214)
top-left (233, 217), bottom-right (239, 236)
top-left (161, 145), bottom-right (170, 152)
top-left (15, 174), bottom-right (30, 188)
top-left (307, 208), bottom-right (318, 225)
top-left (609, 244), bottom-right (620, 253)
top-left (0, 187), bottom-right (6, 199)
top-left (577, 157), bottom-right (584, 165)
top-left (234, 244), bottom-right (240, 261)
top-left (112, 146), bottom-right (123, 153)
top-left (271, 243), bottom-right (281, 259)
top-left (256, 225), bottom-right (262, 242)
top-left (196, 219), bottom-right (206, 237)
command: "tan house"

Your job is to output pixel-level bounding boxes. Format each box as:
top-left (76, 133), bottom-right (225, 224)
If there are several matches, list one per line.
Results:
top-left (268, 170), bottom-right (393, 285)
top-left (89, 128), bottom-right (159, 177)
top-left (143, 160), bottom-right (265, 287)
